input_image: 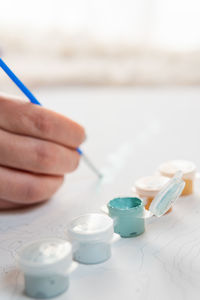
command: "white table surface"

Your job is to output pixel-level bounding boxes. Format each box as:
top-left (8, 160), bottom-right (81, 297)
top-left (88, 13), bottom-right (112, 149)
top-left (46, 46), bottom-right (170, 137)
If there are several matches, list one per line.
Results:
top-left (1, 87), bottom-right (200, 300)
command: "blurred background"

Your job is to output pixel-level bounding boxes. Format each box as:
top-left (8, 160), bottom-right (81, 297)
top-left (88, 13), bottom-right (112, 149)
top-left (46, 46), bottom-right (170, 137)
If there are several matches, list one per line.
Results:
top-left (1, 0), bottom-right (200, 90)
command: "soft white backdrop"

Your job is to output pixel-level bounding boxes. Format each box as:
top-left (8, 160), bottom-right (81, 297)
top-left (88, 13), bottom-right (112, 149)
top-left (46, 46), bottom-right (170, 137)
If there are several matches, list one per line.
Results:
top-left (0, 0), bottom-right (200, 87)
top-left (1, 0), bottom-right (200, 50)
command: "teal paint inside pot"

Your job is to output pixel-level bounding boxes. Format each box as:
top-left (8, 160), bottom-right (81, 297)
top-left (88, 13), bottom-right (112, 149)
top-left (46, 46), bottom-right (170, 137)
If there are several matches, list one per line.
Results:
top-left (108, 197), bottom-right (145, 238)
top-left (109, 197), bottom-right (142, 210)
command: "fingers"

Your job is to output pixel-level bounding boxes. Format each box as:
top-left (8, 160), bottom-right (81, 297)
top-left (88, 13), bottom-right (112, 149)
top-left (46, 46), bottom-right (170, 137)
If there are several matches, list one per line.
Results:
top-left (0, 166), bottom-right (64, 204)
top-left (0, 199), bottom-right (26, 210)
top-left (0, 128), bottom-right (80, 175)
top-left (0, 93), bottom-right (86, 149)
top-left (0, 93), bottom-right (84, 210)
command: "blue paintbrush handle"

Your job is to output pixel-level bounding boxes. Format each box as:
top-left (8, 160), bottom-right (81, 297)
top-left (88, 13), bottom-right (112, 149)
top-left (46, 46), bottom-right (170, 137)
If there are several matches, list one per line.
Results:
top-left (0, 57), bottom-right (102, 177)
top-left (0, 57), bottom-right (82, 155)
top-left (0, 58), bottom-right (41, 106)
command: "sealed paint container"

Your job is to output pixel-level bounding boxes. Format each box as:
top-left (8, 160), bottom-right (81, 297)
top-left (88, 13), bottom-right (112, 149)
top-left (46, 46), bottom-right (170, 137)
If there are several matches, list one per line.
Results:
top-left (18, 238), bottom-right (76, 299)
top-left (108, 197), bottom-right (145, 238)
top-left (159, 160), bottom-right (196, 196)
top-left (68, 213), bottom-right (113, 264)
top-left (134, 175), bottom-right (171, 212)
top-left (108, 172), bottom-right (185, 238)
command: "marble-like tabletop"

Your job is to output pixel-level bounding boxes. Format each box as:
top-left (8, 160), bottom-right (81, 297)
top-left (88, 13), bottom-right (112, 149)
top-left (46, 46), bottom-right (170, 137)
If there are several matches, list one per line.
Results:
top-left (1, 87), bottom-right (200, 300)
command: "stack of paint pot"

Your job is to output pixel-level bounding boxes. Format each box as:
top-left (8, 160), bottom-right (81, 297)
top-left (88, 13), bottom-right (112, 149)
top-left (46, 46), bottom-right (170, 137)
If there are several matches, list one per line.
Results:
top-left (17, 160), bottom-right (197, 298)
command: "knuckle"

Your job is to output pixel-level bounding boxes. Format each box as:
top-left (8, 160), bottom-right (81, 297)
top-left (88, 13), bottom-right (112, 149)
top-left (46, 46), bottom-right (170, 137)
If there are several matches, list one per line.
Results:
top-left (71, 124), bottom-right (85, 147)
top-left (73, 126), bottom-right (86, 146)
top-left (33, 111), bottom-right (52, 136)
top-left (22, 182), bottom-right (43, 203)
top-left (69, 152), bottom-right (80, 172)
top-left (35, 143), bottom-right (57, 172)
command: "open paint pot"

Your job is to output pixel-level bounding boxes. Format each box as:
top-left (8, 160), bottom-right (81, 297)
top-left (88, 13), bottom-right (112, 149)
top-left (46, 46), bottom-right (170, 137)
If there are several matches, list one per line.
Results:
top-left (134, 175), bottom-right (171, 213)
top-left (68, 213), bottom-right (114, 264)
top-left (18, 238), bottom-right (77, 299)
top-left (108, 171), bottom-right (185, 238)
top-left (158, 160), bottom-right (196, 196)
top-left (108, 197), bottom-right (145, 238)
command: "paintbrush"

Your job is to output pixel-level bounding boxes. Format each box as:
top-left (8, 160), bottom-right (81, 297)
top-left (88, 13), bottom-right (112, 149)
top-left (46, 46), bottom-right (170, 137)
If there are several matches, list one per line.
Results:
top-left (0, 57), bottom-right (102, 178)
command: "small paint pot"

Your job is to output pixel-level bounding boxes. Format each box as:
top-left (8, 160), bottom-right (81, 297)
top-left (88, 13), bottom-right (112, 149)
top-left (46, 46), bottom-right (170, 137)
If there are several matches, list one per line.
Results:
top-left (108, 172), bottom-right (186, 238)
top-left (108, 197), bottom-right (145, 238)
top-left (68, 213), bottom-right (114, 264)
top-left (159, 160), bottom-right (196, 196)
top-left (134, 175), bottom-right (170, 212)
top-left (18, 238), bottom-right (76, 299)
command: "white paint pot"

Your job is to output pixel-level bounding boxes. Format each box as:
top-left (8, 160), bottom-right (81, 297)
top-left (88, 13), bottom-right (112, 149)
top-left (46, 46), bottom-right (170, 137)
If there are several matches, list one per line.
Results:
top-left (18, 238), bottom-right (77, 298)
top-left (68, 213), bottom-right (114, 264)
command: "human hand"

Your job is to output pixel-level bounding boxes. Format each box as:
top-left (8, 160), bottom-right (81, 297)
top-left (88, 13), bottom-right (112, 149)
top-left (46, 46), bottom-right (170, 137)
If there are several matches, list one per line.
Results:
top-left (0, 93), bottom-right (85, 209)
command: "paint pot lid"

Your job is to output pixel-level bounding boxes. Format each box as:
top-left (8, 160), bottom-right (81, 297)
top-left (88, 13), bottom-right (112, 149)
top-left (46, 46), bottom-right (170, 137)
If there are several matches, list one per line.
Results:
top-left (134, 175), bottom-right (169, 197)
top-left (159, 160), bottom-right (196, 180)
top-left (149, 171), bottom-right (185, 217)
top-left (68, 213), bottom-right (114, 242)
top-left (18, 238), bottom-right (72, 275)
